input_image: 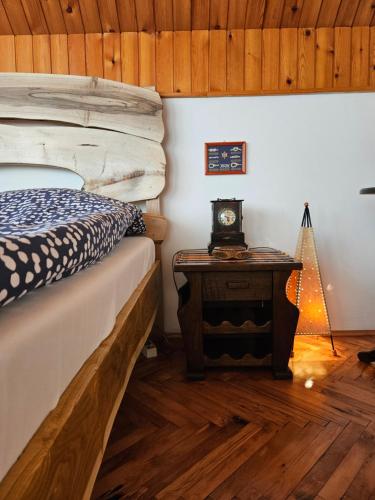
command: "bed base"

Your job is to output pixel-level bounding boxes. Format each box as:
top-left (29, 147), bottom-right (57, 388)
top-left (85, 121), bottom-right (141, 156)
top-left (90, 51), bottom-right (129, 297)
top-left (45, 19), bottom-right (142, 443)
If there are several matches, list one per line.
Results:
top-left (0, 261), bottom-right (161, 500)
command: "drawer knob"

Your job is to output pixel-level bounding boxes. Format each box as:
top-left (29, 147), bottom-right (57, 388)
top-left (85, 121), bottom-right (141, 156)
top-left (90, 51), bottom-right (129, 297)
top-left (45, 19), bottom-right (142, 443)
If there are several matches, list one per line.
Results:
top-left (226, 280), bottom-right (249, 289)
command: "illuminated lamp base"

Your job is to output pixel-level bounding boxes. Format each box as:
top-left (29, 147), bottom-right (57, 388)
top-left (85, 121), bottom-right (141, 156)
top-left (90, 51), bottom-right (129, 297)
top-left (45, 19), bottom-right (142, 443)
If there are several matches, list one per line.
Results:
top-left (287, 203), bottom-right (336, 356)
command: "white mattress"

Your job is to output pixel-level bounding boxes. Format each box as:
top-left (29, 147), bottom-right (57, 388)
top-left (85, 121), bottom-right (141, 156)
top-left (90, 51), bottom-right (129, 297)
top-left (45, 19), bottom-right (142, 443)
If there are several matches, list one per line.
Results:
top-left (0, 236), bottom-right (155, 481)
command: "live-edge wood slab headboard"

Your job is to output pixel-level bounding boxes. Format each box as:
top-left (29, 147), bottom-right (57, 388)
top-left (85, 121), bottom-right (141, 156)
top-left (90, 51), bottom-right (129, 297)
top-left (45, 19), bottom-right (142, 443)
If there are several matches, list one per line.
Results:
top-left (0, 73), bottom-right (165, 203)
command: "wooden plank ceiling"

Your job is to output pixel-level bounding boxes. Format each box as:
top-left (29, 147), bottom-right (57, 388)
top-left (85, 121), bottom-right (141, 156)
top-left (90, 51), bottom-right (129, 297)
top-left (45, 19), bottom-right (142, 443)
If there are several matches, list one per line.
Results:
top-left (0, 0), bottom-right (374, 35)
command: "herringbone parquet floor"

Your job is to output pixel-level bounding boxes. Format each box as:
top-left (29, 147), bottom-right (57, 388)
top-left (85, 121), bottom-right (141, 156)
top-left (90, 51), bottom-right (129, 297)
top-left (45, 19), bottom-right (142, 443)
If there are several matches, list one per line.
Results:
top-left (92, 335), bottom-right (375, 500)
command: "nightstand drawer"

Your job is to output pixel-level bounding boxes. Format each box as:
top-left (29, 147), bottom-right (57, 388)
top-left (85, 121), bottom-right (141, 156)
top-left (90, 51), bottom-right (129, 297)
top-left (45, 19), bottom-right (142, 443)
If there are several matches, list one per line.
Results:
top-left (202, 272), bottom-right (272, 301)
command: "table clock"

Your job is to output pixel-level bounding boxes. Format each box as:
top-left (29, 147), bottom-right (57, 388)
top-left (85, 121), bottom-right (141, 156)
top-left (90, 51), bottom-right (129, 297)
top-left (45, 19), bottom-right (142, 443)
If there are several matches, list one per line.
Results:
top-left (208, 198), bottom-right (247, 255)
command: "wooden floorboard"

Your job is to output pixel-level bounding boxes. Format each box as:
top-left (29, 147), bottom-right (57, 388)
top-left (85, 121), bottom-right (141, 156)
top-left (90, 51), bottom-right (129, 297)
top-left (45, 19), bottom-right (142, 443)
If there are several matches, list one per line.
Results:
top-left (92, 336), bottom-right (375, 499)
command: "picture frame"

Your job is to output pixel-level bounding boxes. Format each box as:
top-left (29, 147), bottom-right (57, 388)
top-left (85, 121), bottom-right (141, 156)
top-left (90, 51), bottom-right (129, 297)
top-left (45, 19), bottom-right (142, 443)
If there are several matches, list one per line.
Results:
top-left (205, 141), bottom-right (246, 175)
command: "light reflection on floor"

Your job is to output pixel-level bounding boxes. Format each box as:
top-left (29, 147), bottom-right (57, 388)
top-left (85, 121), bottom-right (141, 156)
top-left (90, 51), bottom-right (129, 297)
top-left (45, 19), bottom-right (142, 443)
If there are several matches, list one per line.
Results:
top-left (289, 335), bottom-right (341, 387)
top-left (304, 378), bottom-right (314, 389)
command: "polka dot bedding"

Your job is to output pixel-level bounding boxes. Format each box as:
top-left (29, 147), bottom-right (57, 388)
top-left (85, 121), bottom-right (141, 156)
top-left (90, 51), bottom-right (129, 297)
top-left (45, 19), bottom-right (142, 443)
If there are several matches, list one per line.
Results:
top-left (0, 188), bottom-right (146, 307)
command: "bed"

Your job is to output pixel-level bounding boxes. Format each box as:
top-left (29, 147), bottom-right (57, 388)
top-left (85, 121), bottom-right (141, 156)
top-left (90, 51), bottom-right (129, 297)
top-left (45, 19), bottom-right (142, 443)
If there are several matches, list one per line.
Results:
top-left (0, 74), bottom-right (167, 499)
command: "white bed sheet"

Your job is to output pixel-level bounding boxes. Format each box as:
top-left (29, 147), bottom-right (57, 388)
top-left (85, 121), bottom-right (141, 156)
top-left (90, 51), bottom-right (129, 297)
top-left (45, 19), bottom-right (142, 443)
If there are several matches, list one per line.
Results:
top-left (0, 236), bottom-right (155, 481)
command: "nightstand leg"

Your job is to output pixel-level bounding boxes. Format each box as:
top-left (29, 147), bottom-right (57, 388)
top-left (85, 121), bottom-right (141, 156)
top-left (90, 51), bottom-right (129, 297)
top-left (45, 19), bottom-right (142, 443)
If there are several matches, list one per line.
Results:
top-left (272, 271), bottom-right (299, 380)
top-left (177, 273), bottom-right (205, 380)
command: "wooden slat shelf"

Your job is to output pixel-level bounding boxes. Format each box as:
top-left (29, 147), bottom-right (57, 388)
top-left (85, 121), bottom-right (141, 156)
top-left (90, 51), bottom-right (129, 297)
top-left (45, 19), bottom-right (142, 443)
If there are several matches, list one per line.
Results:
top-left (175, 248), bottom-right (300, 272)
top-left (205, 352), bottom-right (272, 367)
top-left (203, 320), bottom-right (272, 335)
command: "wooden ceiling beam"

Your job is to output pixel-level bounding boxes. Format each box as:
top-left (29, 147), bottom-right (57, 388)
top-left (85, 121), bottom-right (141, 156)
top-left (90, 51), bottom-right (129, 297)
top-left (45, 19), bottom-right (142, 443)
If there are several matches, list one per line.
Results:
top-left (227, 0), bottom-right (248, 29)
top-left (281, 0), bottom-right (304, 28)
top-left (335, 0), bottom-right (361, 26)
top-left (116, 0), bottom-right (137, 31)
top-left (1, 0), bottom-right (375, 34)
top-left (353, 0), bottom-right (375, 26)
top-left (298, 0), bottom-right (323, 27)
top-left (59, 0), bottom-right (84, 33)
top-left (0, 1), bottom-right (13, 35)
top-left (135, 0), bottom-right (155, 31)
top-left (2, 0), bottom-right (31, 34)
top-left (263, 0), bottom-right (286, 28)
top-left (20, 0), bottom-right (49, 34)
top-left (173, 0), bottom-right (191, 30)
top-left (78, 0), bottom-right (102, 32)
top-left (317, 0), bottom-right (342, 28)
top-left (245, 0), bottom-right (265, 29)
top-left (154, 0), bottom-right (173, 31)
top-left (97, 0), bottom-right (120, 32)
top-left (192, 0), bottom-right (209, 29)
top-left (40, 0), bottom-right (67, 33)
top-left (210, 0), bottom-right (229, 29)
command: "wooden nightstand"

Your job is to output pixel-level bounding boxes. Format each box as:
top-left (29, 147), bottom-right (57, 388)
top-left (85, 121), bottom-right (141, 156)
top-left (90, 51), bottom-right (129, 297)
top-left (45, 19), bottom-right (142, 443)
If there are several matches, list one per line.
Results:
top-left (174, 248), bottom-right (302, 380)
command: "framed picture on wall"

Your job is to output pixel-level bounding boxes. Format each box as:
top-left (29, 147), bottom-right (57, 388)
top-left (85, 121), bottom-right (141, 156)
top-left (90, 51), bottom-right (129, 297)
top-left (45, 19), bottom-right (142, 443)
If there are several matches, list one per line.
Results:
top-left (205, 141), bottom-right (246, 175)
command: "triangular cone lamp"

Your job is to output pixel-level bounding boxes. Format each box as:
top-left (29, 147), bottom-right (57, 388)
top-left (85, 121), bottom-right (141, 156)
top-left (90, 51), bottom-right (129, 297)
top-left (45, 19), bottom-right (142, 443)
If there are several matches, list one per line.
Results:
top-left (287, 203), bottom-right (337, 356)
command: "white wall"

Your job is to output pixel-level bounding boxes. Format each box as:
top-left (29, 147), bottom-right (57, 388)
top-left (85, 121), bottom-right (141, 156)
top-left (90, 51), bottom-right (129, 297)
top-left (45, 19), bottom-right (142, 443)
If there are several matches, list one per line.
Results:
top-left (0, 165), bottom-right (83, 191)
top-left (161, 92), bottom-right (375, 333)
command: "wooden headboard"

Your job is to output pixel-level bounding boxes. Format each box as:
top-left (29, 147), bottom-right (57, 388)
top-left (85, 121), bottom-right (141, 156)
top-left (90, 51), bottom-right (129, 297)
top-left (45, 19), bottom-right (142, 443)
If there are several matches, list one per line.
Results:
top-left (0, 73), bottom-right (165, 204)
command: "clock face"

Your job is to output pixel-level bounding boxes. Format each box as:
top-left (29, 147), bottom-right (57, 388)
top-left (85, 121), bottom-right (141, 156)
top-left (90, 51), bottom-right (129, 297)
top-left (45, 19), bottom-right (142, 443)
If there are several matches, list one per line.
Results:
top-left (218, 208), bottom-right (236, 226)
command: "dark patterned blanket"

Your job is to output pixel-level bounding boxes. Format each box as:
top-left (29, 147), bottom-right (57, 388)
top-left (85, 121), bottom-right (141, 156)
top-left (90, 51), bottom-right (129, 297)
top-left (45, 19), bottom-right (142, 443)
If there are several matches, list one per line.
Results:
top-left (0, 188), bottom-right (146, 307)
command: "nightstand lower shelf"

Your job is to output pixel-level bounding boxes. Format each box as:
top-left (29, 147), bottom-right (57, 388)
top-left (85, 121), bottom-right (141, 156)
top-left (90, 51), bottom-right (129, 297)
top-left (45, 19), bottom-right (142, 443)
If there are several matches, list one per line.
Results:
top-left (205, 352), bottom-right (272, 368)
top-left (203, 332), bottom-right (272, 363)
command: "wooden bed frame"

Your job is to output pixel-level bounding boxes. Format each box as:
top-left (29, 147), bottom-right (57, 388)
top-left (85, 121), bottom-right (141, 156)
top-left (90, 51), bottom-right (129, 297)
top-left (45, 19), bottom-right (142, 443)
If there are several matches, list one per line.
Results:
top-left (0, 74), bottom-right (167, 499)
top-left (0, 223), bottom-right (165, 500)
